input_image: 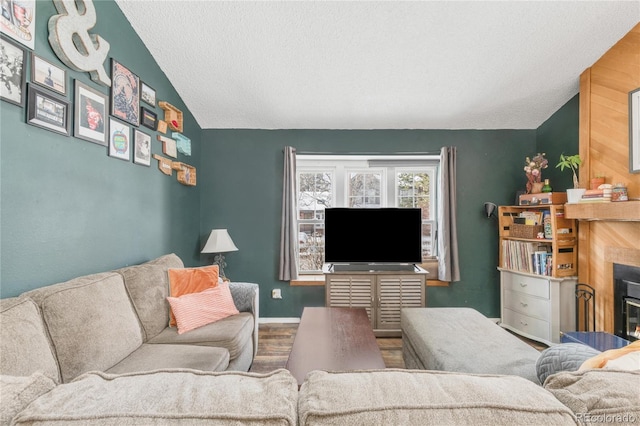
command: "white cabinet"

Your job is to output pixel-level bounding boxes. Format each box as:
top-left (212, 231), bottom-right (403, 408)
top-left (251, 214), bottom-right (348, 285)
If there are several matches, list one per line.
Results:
top-left (325, 269), bottom-right (426, 337)
top-left (499, 268), bottom-right (576, 345)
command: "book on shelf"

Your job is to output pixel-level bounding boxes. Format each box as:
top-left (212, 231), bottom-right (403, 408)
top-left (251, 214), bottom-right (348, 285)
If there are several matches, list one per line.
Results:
top-left (502, 240), bottom-right (552, 276)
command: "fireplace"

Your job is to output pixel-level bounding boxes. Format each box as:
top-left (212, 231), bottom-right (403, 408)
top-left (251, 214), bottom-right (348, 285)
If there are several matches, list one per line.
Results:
top-left (613, 263), bottom-right (640, 341)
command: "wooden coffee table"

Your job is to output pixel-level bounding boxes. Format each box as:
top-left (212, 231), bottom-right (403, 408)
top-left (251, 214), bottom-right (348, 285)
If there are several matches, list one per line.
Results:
top-left (285, 307), bottom-right (386, 387)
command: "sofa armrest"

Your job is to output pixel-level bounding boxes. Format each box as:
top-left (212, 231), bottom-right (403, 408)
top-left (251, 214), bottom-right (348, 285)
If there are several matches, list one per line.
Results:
top-left (228, 282), bottom-right (259, 357)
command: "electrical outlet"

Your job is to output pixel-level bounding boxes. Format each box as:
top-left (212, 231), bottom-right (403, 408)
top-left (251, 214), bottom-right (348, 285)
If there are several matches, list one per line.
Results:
top-left (271, 288), bottom-right (282, 299)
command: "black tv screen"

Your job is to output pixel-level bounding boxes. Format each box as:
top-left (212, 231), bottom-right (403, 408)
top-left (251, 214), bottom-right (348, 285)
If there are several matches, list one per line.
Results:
top-left (324, 208), bottom-right (422, 264)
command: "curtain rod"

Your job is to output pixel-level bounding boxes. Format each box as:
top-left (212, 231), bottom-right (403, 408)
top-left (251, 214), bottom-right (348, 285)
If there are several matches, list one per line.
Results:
top-left (290, 150), bottom-right (441, 156)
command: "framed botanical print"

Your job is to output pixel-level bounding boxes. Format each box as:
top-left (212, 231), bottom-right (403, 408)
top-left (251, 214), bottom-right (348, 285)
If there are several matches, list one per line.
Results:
top-left (26, 84), bottom-right (70, 136)
top-left (134, 129), bottom-right (151, 166)
top-left (108, 117), bottom-right (131, 161)
top-left (110, 59), bottom-right (139, 126)
top-left (74, 80), bottom-right (108, 145)
top-left (0, 35), bottom-right (27, 106)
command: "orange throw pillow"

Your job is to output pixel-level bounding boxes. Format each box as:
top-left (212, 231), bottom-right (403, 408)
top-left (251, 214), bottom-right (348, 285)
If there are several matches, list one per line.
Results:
top-left (166, 283), bottom-right (239, 334)
top-left (167, 265), bottom-right (219, 326)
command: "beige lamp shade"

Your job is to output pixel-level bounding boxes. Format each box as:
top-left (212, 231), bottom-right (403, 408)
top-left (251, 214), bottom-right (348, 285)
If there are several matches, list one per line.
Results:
top-left (201, 229), bottom-right (239, 253)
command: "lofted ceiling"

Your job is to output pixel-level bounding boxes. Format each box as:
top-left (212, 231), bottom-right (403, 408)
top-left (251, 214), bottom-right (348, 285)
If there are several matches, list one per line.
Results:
top-left (115, 1), bottom-right (639, 130)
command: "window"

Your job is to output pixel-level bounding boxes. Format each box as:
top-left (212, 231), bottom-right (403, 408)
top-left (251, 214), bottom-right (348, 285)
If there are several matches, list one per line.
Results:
top-left (297, 155), bottom-right (439, 274)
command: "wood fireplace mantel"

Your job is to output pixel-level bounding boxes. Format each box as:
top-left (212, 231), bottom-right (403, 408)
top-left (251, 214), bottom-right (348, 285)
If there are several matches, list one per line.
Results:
top-left (565, 201), bottom-right (640, 222)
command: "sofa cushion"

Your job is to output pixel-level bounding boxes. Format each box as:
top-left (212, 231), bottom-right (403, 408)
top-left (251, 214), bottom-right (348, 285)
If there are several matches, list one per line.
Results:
top-left (12, 369), bottom-right (298, 425)
top-left (167, 284), bottom-right (239, 334)
top-left (106, 343), bottom-right (229, 374)
top-left (401, 307), bottom-right (541, 383)
top-left (117, 253), bottom-right (184, 341)
top-left (299, 369), bottom-right (577, 426)
top-left (0, 373), bottom-right (56, 425)
top-left (25, 272), bottom-right (143, 383)
top-left (0, 297), bottom-right (60, 383)
top-left (536, 343), bottom-right (601, 384)
top-left (544, 370), bottom-right (640, 422)
top-left (148, 311), bottom-right (254, 360)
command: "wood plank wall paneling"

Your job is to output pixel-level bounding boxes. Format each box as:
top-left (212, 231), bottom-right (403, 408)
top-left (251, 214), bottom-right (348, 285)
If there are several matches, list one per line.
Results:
top-left (579, 22), bottom-right (640, 333)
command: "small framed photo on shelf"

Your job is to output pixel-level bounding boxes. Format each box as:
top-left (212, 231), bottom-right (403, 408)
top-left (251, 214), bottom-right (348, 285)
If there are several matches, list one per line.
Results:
top-left (140, 106), bottom-right (157, 130)
top-left (110, 59), bottom-right (140, 126)
top-left (74, 80), bottom-right (108, 146)
top-left (140, 81), bottom-right (156, 107)
top-left (31, 54), bottom-right (66, 95)
top-left (108, 117), bottom-right (131, 161)
top-left (0, 36), bottom-right (27, 107)
top-left (26, 84), bottom-right (70, 136)
top-left (134, 129), bottom-right (151, 166)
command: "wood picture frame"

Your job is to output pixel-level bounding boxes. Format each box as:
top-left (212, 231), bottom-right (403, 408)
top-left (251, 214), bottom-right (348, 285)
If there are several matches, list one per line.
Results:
top-left (0, 35), bottom-right (27, 106)
top-left (26, 84), bottom-right (70, 136)
top-left (74, 80), bottom-right (108, 145)
top-left (31, 54), bottom-right (66, 95)
top-left (108, 117), bottom-right (131, 161)
top-left (141, 106), bottom-right (157, 130)
top-left (140, 81), bottom-right (156, 106)
top-left (110, 59), bottom-right (140, 126)
top-left (134, 129), bottom-right (151, 166)
top-left (630, 87), bottom-right (640, 173)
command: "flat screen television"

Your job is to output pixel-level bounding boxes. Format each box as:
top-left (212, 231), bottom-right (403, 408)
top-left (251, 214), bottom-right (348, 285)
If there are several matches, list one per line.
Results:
top-left (324, 208), bottom-right (422, 270)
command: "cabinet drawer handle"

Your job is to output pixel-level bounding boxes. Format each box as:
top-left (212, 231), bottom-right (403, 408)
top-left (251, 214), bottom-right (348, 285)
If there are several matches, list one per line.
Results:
top-left (519, 282), bottom-right (528, 287)
top-left (520, 301), bottom-right (528, 307)
top-left (520, 320), bottom-right (528, 326)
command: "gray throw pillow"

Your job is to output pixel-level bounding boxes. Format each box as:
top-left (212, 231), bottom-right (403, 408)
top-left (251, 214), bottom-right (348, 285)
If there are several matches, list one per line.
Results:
top-left (536, 343), bottom-right (601, 384)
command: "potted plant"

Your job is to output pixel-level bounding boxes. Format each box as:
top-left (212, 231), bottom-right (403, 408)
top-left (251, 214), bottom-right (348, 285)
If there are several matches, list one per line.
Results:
top-left (556, 154), bottom-right (585, 203)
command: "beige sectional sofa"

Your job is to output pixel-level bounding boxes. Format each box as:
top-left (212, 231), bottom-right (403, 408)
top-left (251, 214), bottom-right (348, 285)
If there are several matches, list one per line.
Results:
top-left (2, 255), bottom-right (639, 424)
top-left (1, 253), bottom-right (259, 385)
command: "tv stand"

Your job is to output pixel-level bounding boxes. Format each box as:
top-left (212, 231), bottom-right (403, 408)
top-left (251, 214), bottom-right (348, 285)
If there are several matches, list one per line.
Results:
top-left (331, 263), bottom-right (416, 272)
top-left (324, 264), bottom-right (427, 337)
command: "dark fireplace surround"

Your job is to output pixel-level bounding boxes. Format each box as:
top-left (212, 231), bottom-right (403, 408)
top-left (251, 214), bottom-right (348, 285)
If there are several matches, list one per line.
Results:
top-left (613, 263), bottom-right (640, 341)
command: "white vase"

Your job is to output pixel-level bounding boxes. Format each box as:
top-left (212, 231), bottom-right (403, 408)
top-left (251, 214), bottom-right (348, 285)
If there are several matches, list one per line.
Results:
top-left (567, 188), bottom-right (586, 204)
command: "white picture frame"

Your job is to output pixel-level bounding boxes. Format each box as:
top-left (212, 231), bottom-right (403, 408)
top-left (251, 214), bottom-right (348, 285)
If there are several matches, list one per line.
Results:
top-left (630, 87), bottom-right (640, 173)
top-left (108, 117), bottom-right (131, 161)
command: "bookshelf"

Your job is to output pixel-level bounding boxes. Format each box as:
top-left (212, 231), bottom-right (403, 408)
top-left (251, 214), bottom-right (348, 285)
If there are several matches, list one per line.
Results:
top-left (498, 205), bottom-right (577, 278)
top-left (497, 205), bottom-right (578, 345)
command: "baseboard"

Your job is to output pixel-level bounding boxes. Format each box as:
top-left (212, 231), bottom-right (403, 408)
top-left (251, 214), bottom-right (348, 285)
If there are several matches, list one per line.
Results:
top-left (259, 317), bottom-right (301, 324)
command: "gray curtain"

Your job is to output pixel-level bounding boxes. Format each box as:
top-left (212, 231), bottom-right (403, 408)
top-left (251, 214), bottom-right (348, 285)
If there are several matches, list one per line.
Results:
top-left (437, 146), bottom-right (460, 282)
top-left (278, 146), bottom-right (299, 280)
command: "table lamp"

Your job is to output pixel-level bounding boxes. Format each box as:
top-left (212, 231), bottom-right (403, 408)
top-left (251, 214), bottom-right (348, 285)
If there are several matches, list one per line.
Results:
top-left (201, 229), bottom-right (238, 280)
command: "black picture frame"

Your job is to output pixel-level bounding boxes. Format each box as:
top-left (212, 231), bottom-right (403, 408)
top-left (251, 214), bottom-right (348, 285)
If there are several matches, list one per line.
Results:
top-left (141, 106), bottom-right (157, 130)
top-left (0, 35), bottom-right (27, 107)
top-left (140, 81), bottom-right (156, 107)
top-left (74, 80), bottom-right (108, 146)
top-left (110, 59), bottom-right (140, 126)
top-left (26, 84), bottom-right (70, 136)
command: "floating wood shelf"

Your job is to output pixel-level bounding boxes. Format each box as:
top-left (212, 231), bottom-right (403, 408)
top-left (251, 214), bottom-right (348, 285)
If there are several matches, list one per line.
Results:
top-left (564, 201), bottom-right (640, 221)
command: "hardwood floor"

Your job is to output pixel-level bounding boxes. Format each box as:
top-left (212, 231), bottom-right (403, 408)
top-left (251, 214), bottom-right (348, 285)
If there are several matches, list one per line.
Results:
top-left (249, 322), bottom-right (545, 373)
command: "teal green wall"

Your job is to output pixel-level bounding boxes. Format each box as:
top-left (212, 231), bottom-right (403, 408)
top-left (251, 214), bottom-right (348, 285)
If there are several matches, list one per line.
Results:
top-left (200, 130), bottom-right (538, 318)
top-left (0, 0), bottom-right (202, 297)
top-left (536, 95), bottom-right (580, 191)
top-left (1, 0), bottom-right (580, 319)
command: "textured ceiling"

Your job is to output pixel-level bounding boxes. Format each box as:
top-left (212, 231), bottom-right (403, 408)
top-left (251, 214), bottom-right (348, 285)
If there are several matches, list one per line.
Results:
top-left (115, 1), bottom-right (639, 130)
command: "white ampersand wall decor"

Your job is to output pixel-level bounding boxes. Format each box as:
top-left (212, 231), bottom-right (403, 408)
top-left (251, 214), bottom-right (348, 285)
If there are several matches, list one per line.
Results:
top-left (48, 0), bottom-right (111, 86)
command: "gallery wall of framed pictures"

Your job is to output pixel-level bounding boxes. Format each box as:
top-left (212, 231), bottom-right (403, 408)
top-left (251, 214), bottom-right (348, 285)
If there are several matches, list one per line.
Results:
top-left (1, 1), bottom-right (195, 186)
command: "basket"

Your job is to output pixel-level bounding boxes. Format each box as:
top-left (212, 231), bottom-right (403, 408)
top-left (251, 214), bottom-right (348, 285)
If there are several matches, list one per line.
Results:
top-left (509, 224), bottom-right (543, 239)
